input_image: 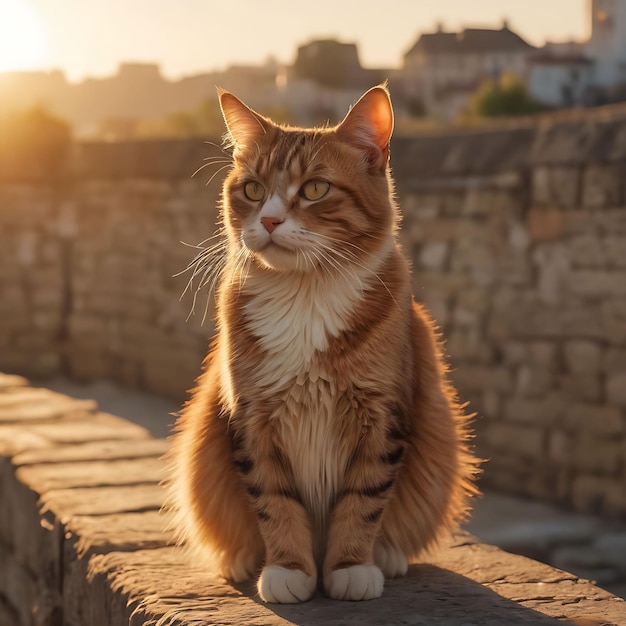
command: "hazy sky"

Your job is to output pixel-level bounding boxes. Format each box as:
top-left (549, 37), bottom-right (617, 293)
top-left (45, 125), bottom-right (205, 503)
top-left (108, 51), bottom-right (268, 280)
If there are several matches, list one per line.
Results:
top-left (1, 0), bottom-right (590, 81)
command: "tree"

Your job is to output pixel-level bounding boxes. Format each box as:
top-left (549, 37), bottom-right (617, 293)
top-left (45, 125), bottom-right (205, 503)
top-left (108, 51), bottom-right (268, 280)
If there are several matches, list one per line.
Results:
top-left (468, 73), bottom-right (542, 118)
top-left (0, 105), bottom-right (72, 180)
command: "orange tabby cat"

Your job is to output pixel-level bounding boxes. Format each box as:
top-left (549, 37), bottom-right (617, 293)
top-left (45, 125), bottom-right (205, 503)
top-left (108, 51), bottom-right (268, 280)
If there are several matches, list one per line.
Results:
top-left (169, 85), bottom-right (479, 603)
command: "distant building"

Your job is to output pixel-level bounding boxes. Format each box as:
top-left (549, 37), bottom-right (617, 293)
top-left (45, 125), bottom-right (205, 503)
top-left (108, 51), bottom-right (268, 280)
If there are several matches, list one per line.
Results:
top-left (527, 53), bottom-right (594, 108)
top-left (291, 39), bottom-right (387, 90)
top-left (528, 0), bottom-right (626, 109)
top-left (279, 39), bottom-right (392, 125)
top-left (586, 0), bottom-right (626, 87)
top-left (401, 22), bottom-right (535, 121)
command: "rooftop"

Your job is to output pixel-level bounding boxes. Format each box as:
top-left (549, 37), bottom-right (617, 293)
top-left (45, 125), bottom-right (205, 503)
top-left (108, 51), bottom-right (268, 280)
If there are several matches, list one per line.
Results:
top-left (405, 25), bottom-right (535, 58)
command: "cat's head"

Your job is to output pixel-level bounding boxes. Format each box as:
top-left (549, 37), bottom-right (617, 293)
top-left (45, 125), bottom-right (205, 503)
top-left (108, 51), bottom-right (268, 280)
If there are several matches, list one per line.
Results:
top-left (219, 86), bottom-right (397, 274)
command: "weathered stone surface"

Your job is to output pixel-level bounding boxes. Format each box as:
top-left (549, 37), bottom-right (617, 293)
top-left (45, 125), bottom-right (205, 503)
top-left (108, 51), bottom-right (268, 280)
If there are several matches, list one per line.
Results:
top-left (16, 456), bottom-right (166, 492)
top-left (0, 373), bottom-right (28, 389)
top-left (2, 378), bottom-right (625, 624)
top-left (606, 372), bottom-right (626, 407)
top-left (0, 387), bottom-right (97, 422)
top-left (62, 540), bottom-right (626, 626)
top-left (41, 484), bottom-right (166, 518)
top-left (13, 438), bottom-right (168, 466)
top-left (68, 510), bottom-right (174, 557)
top-left (526, 207), bottom-right (565, 242)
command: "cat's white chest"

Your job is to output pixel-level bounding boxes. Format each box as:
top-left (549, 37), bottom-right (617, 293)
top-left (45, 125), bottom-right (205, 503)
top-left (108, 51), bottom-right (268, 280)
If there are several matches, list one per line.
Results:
top-left (242, 271), bottom-right (361, 392)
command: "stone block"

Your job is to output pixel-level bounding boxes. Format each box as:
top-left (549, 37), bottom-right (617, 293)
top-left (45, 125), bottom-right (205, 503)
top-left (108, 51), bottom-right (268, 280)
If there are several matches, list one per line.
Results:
top-left (563, 404), bottom-right (624, 436)
top-left (569, 234), bottom-right (607, 268)
top-left (548, 430), bottom-right (573, 465)
top-left (481, 391), bottom-right (500, 419)
top-left (582, 165), bottom-right (622, 208)
top-left (606, 235), bottom-right (626, 268)
top-left (453, 366), bottom-right (514, 395)
top-left (596, 208), bottom-right (626, 235)
top-left (515, 366), bottom-right (555, 398)
top-left (526, 207), bottom-right (565, 242)
top-left (558, 373), bottom-right (603, 403)
top-left (503, 395), bottom-right (563, 426)
top-left (16, 456), bottom-right (166, 492)
top-left (419, 242), bottom-right (449, 271)
top-left (607, 372), bottom-right (626, 407)
top-left (602, 299), bottom-right (626, 346)
top-left (563, 340), bottom-right (602, 374)
top-left (531, 167), bottom-right (550, 205)
top-left (534, 243), bottom-right (571, 304)
top-left (446, 329), bottom-right (494, 363)
top-left (532, 167), bottom-right (580, 208)
top-left (67, 510), bottom-right (174, 558)
top-left (501, 341), bottom-right (528, 365)
top-left (571, 475), bottom-right (606, 513)
top-left (528, 341), bottom-right (559, 368)
top-left (482, 422), bottom-right (544, 458)
top-left (603, 347), bottom-right (626, 371)
top-left (571, 434), bottom-right (622, 474)
top-left (569, 270), bottom-right (626, 299)
top-left (549, 167), bottom-right (581, 208)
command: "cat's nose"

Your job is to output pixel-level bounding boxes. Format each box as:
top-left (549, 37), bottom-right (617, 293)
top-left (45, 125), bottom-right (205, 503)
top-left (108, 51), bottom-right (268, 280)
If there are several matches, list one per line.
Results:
top-left (261, 216), bottom-right (284, 234)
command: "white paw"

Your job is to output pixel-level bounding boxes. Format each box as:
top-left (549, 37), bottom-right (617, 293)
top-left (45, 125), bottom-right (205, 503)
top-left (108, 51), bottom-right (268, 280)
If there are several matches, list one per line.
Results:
top-left (324, 564), bottom-right (384, 601)
top-left (258, 565), bottom-right (317, 603)
top-left (221, 550), bottom-right (258, 582)
top-left (374, 542), bottom-right (408, 578)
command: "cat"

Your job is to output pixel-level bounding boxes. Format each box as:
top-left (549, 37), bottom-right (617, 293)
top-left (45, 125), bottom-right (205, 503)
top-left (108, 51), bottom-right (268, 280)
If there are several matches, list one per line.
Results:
top-left (168, 85), bottom-right (480, 603)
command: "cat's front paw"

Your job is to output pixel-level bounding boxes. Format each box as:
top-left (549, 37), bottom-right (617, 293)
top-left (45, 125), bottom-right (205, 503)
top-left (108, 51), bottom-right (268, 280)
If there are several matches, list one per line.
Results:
top-left (374, 541), bottom-right (408, 578)
top-left (258, 565), bottom-right (317, 603)
top-left (323, 564), bottom-right (384, 601)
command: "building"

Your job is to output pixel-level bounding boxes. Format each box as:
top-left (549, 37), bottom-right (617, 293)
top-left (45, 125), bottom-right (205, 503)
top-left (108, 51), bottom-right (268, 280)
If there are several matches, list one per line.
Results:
top-left (401, 22), bottom-right (535, 121)
top-left (527, 52), bottom-right (594, 108)
top-left (529, 1), bottom-right (626, 109)
top-left (279, 39), bottom-right (392, 125)
top-left (586, 0), bottom-right (626, 87)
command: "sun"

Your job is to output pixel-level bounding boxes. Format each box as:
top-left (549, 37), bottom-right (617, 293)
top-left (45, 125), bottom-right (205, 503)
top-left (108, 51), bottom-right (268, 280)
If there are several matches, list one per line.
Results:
top-left (0, 0), bottom-right (48, 73)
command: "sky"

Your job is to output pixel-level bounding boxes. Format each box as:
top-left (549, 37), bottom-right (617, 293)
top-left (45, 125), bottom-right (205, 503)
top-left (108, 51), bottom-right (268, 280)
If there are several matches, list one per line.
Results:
top-left (0, 0), bottom-right (590, 82)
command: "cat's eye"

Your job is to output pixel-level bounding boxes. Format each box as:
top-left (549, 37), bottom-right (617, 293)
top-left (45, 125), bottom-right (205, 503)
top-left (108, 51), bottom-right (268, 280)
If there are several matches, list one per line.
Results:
top-left (244, 181), bottom-right (265, 201)
top-left (300, 180), bottom-right (330, 201)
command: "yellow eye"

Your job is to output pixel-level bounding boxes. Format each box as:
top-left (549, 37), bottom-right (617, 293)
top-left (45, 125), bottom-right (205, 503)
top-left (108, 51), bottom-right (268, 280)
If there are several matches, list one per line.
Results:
top-left (300, 180), bottom-right (330, 201)
top-left (244, 181), bottom-right (265, 201)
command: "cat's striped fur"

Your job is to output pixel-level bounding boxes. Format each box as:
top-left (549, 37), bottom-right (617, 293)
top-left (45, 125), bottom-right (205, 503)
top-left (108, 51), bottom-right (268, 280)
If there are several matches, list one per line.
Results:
top-left (168, 86), bottom-right (480, 603)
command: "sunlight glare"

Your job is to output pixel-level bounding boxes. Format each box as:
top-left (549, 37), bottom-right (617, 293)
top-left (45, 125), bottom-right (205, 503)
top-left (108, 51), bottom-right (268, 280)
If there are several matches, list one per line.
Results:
top-left (0, 0), bottom-right (48, 73)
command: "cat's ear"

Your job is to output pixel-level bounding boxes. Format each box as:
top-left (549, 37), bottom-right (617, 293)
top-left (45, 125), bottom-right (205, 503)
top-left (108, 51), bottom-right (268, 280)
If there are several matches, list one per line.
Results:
top-left (218, 89), bottom-right (269, 154)
top-left (336, 85), bottom-right (394, 172)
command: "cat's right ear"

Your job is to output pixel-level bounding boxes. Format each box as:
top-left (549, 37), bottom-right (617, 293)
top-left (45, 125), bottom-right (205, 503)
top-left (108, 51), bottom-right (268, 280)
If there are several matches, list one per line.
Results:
top-left (218, 89), bottom-right (269, 154)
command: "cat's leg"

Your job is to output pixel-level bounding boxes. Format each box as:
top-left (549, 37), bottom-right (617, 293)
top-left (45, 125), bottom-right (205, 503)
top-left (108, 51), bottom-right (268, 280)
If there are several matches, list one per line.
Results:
top-left (322, 426), bottom-right (404, 601)
top-left (377, 303), bottom-right (478, 567)
top-left (169, 377), bottom-right (264, 582)
top-left (232, 425), bottom-right (317, 603)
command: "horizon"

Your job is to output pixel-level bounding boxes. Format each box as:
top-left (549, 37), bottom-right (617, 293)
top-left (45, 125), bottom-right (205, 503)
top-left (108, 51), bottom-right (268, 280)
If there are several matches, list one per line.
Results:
top-left (1, 0), bottom-right (589, 83)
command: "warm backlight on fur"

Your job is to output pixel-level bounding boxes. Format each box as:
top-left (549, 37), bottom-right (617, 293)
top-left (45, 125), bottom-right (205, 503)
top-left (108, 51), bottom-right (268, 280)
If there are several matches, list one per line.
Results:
top-left (168, 84), bottom-right (480, 605)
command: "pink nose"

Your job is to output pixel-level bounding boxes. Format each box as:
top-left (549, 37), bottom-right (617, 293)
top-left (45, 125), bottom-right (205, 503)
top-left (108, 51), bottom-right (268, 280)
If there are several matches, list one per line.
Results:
top-left (261, 216), bottom-right (284, 234)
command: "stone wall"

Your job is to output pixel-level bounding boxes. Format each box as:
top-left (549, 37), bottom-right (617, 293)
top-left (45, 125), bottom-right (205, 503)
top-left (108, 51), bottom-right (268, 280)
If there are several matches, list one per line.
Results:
top-left (1, 373), bottom-right (624, 625)
top-left (1, 109), bottom-right (625, 518)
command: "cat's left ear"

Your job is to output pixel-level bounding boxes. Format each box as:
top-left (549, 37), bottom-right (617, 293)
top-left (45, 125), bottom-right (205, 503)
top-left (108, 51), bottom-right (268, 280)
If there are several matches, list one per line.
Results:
top-left (218, 89), bottom-right (270, 154)
top-left (336, 85), bottom-right (394, 172)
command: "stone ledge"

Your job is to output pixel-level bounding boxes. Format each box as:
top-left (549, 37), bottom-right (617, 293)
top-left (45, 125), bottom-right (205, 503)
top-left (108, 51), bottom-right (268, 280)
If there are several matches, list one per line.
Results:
top-left (0, 372), bottom-right (624, 626)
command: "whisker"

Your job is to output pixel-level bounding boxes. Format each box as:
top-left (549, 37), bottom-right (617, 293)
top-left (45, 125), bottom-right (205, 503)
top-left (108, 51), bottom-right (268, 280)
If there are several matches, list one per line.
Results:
top-left (311, 236), bottom-right (399, 308)
top-left (175, 231), bottom-right (229, 323)
top-left (204, 163), bottom-right (234, 187)
top-left (204, 140), bottom-right (233, 157)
